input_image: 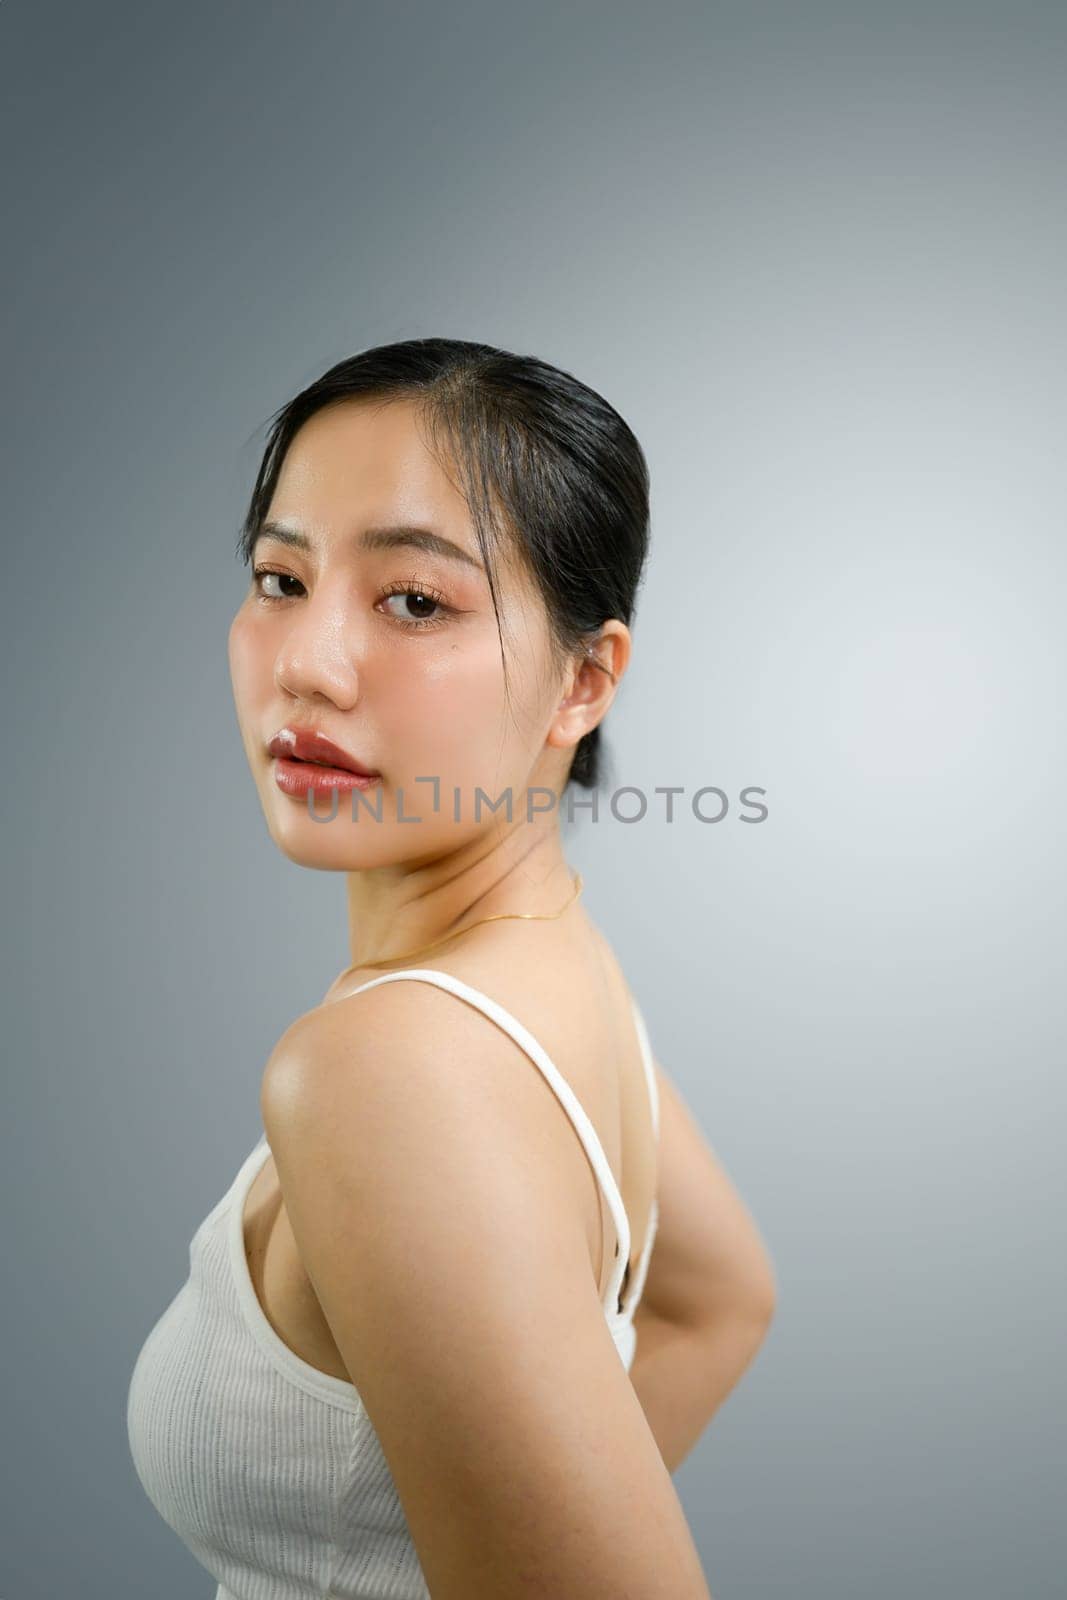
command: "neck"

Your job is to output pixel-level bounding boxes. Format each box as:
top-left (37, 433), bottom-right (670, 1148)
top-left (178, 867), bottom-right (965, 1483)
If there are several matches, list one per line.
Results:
top-left (343, 815), bottom-right (576, 971)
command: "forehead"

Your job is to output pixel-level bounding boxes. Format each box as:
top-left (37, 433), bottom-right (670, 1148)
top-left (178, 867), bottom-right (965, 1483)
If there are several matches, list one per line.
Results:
top-left (268, 396), bottom-right (473, 540)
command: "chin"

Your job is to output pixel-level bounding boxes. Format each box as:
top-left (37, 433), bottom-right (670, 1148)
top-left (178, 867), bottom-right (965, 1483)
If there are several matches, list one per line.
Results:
top-left (266, 823), bottom-right (395, 874)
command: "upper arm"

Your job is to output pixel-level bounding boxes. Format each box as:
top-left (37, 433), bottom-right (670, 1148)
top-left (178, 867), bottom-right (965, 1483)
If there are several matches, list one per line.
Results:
top-left (640, 1057), bottom-right (777, 1329)
top-left (261, 985), bottom-right (712, 1600)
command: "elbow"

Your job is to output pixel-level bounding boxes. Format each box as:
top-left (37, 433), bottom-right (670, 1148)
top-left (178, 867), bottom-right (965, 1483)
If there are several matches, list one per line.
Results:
top-left (752, 1261), bottom-right (779, 1324)
top-left (754, 1285), bottom-right (777, 1326)
top-left (716, 1235), bottom-right (778, 1327)
top-left (731, 1287), bottom-right (776, 1331)
top-left (691, 1273), bottom-right (776, 1334)
top-left (752, 1258), bottom-right (778, 1321)
top-left (730, 1261), bottom-right (778, 1327)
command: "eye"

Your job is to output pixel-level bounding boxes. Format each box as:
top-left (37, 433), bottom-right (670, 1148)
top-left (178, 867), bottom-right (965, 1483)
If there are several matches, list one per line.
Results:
top-left (376, 579), bottom-right (453, 631)
top-left (250, 567), bottom-right (454, 632)
top-left (252, 567), bottom-right (304, 601)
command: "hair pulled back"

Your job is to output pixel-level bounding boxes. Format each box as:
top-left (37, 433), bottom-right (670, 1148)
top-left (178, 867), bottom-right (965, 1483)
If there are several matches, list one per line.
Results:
top-left (237, 338), bottom-right (649, 790)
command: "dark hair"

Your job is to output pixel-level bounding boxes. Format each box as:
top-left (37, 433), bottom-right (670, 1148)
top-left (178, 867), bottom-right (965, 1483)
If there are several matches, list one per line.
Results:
top-left (236, 337), bottom-right (650, 791)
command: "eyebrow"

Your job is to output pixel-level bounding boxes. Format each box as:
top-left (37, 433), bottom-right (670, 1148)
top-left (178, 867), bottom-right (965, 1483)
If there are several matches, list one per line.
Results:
top-left (253, 519), bottom-right (484, 572)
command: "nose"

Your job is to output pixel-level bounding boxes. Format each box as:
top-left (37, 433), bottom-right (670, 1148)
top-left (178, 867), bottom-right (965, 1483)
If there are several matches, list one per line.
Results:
top-left (273, 584), bottom-right (364, 708)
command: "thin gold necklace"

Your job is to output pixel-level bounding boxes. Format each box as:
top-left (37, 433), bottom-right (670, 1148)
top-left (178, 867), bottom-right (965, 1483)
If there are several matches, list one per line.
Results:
top-left (342, 870), bottom-right (584, 974)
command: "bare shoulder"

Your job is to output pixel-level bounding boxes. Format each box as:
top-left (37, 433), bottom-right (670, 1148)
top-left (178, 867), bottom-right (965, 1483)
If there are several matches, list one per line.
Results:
top-left (260, 974), bottom-right (600, 1188)
top-left (260, 980), bottom-right (711, 1600)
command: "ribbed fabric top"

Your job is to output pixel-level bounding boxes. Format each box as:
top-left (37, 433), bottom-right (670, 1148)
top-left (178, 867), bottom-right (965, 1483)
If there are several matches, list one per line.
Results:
top-left (127, 969), bottom-right (661, 1600)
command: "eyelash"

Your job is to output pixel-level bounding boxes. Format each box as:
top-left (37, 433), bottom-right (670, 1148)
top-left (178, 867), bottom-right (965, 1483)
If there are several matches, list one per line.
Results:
top-left (251, 568), bottom-right (454, 632)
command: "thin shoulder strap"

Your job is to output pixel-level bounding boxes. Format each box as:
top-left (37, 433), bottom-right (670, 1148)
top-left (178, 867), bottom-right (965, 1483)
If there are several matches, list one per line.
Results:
top-left (615, 993), bottom-right (661, 1318)
top-left (629, 996), bottom-right (660, 1142)
top-left (344, 968), bottom-right (632, 1316)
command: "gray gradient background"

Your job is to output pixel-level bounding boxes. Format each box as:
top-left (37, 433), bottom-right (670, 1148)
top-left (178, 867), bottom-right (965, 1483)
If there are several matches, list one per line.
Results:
top-left (2, 2), bottom-right (1063, 1596)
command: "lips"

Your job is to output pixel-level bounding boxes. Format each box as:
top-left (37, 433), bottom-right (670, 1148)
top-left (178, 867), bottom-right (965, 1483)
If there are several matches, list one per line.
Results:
top-left (267, 728), bottom-right (380, 777)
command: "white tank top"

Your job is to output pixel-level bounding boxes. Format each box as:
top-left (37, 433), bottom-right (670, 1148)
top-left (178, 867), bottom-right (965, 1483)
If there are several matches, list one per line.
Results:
top-left (127, 968), bottom-right (661, 1600)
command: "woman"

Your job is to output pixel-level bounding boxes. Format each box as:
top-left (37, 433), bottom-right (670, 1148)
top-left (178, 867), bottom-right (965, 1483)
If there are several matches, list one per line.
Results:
top-left (127, 338), bottom-right (776, 1599)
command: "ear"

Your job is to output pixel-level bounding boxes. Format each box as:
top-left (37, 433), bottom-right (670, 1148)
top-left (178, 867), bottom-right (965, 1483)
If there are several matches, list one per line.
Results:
top-left (546, 622), bottom-right (630, 754)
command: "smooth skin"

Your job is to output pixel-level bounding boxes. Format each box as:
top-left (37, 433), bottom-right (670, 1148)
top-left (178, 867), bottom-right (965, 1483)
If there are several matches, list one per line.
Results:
top-left (228, 395), bottom-right (773, 1597)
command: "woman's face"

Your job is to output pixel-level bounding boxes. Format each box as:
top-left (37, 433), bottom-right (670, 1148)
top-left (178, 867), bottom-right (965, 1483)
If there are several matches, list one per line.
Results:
top-left (228, 396), bottom-right (571, 870)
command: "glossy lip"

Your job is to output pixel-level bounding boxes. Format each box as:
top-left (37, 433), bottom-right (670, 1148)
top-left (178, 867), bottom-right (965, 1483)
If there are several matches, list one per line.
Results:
top-left (272, 759), bottom-right (381, 797)
top-left (267, 727), bottom-right (380, 777)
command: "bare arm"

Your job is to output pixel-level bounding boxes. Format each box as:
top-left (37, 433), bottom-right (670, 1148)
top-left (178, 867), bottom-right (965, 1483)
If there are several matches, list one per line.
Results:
top-left (263, 982), bottom-right (715, 1599)
top-left (630, 1057), bottom-right (776, 1472)
top-left (629, 1301), bottom-right (773, 1474)
top-left (643, 1057), bottom-right (777, 1327)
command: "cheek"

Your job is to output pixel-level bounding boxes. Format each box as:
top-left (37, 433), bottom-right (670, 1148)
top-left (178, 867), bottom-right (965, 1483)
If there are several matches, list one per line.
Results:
top-left (228, 612), bottom-right (271, 714)
top-left (385, 638), bottom-right (514, 759)
top-left (230, 608), bottom-right (262, 669)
